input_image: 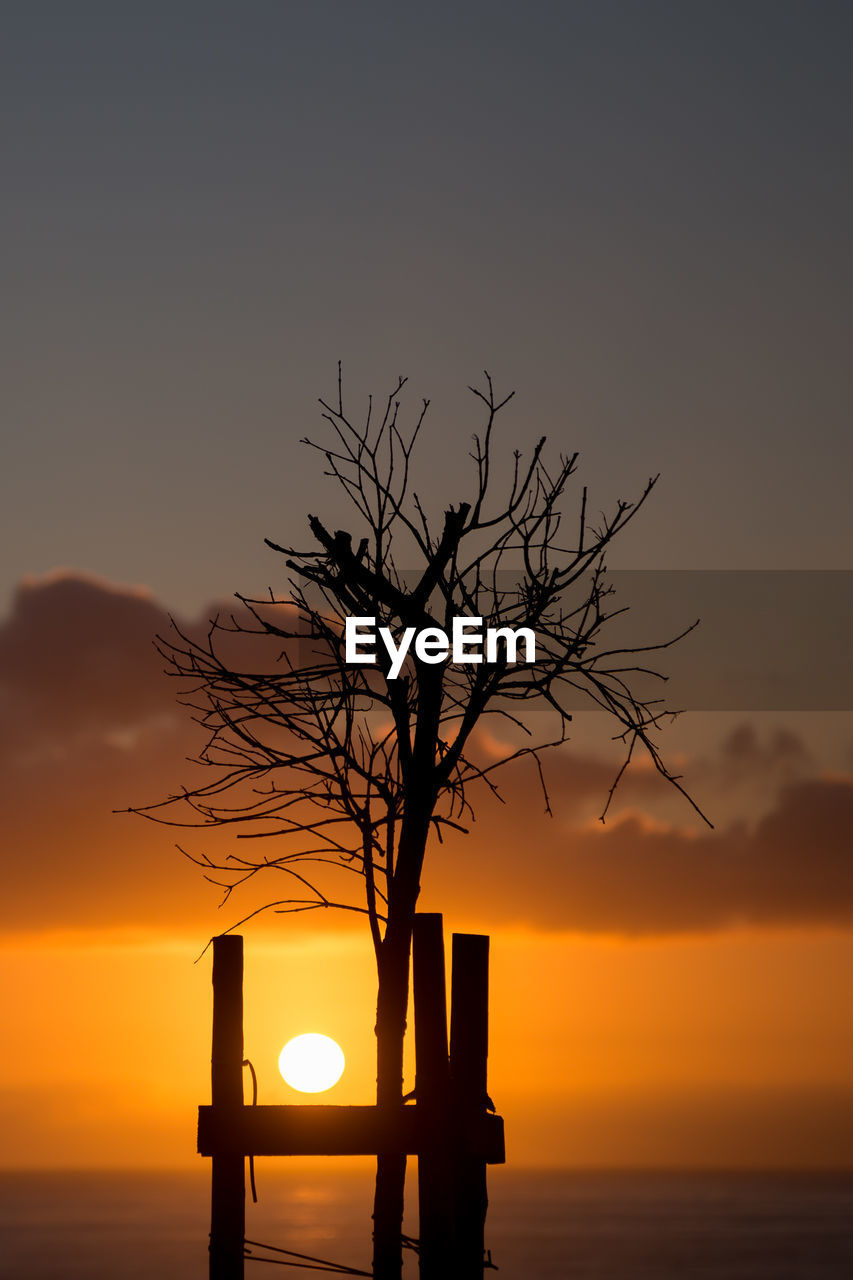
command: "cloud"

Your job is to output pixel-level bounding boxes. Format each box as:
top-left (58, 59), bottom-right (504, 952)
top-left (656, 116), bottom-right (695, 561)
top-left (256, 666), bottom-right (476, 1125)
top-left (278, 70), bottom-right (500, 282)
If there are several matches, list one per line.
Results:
top-left (0, 573), bottom-right (224, 930)
top-left (0, 572), bottom-right (173, 749)
top-left (424, 765), bottom-right (853, 935)
top-left (1, 572), bottom-right (851, 937)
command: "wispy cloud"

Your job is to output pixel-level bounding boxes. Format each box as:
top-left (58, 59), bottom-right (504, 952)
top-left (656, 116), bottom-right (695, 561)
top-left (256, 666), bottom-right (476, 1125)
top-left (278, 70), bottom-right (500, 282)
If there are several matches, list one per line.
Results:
top-left (1, 573), bottom-right (850, 937)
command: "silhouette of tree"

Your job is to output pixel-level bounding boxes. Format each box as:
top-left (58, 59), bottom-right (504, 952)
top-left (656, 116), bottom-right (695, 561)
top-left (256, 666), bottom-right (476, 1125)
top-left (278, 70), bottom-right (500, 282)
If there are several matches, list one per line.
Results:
top-left (137, 368), bottom-right (705, 1279)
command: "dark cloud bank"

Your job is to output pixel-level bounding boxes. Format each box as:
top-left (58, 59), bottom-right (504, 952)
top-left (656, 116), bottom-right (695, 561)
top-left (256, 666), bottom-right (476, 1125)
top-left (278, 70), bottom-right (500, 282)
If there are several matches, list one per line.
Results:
top-left (1, 573), bottom-right (851, 936)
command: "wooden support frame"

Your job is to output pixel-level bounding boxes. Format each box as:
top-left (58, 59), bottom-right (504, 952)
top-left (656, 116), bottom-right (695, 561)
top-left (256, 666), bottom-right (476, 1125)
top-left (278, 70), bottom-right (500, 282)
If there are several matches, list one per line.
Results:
top-left (198, 1104), bottom-right (504, 1162)
top-left (209, 934), bottom-right (245, 1280)
top-left (202, 921), bottom-right (504, 1279)
top-left (450, 934), bottom-right (491, 1279)
top-left (412, 914), bottom-right (454, 1276)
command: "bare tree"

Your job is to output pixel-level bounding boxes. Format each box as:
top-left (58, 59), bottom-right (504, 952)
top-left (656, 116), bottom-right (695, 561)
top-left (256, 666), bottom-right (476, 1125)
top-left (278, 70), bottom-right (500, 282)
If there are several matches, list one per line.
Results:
top-left (136, 368), bottom-right (705, 1279)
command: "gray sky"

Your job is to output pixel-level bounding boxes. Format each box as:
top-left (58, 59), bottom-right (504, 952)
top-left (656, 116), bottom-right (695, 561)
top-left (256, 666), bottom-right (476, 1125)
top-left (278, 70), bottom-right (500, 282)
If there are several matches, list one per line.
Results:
top-left (4, 1), bottom-right (852, 615)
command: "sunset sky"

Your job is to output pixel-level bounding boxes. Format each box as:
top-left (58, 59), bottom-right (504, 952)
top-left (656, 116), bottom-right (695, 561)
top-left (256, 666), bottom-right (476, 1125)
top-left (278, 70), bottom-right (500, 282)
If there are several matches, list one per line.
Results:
top-left (3, 1), bottom-right (853, 1174)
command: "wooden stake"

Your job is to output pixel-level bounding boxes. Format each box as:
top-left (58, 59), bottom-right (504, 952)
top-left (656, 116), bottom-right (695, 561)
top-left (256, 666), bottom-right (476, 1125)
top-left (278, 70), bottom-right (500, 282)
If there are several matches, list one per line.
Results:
top-left (450, 934), bottom-right (490, 1279)
top-left (413, 914), bottom-right (454, 1277)
top-left (210, 935), bottom-right (245, 1280)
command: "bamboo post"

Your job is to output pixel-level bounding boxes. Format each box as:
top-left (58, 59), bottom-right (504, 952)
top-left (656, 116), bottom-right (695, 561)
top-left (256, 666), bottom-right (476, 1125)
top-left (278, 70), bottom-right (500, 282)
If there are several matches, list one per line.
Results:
top-left (210, 935), bottom-right (245, 1280)
top-left (449, 934), bottom-right (490, 1279)
top-left (413, 914), bottom-right (454, 1276)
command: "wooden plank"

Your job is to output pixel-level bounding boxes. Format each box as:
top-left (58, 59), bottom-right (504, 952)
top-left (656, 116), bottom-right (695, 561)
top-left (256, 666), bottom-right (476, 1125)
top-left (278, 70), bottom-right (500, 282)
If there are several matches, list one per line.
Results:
top-left (212, 935), bottom-right (244, 1110)
top-left (450, 933), bottom-right (491, 1279)
top-left (198, 1104), bottom-right (505, 1163)
top-left (413, 913), bottom-right (454, 1277)
top-left (450, 934), bottom-right (489, 1109)
top-left (210, 934), bottom-right (245, 1280)
top-left (413, 913), bottom-right (450, 1107)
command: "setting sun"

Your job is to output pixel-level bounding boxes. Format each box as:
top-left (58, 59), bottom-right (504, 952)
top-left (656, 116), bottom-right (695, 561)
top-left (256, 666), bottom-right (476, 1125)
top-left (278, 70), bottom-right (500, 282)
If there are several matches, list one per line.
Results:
top-left (278, 1033), bottom-right (346, 1093)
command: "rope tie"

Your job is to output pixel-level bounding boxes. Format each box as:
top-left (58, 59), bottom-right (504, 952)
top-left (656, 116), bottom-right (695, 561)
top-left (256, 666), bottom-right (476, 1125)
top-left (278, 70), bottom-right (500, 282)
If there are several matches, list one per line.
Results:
top-left (242, 1058), bottom-right (259, 1204)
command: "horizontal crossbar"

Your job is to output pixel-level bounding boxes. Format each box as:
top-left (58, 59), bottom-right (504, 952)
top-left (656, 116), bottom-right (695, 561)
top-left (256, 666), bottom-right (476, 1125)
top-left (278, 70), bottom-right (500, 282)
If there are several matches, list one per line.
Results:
top-left (198, 1104), bottom-right (505, 1164)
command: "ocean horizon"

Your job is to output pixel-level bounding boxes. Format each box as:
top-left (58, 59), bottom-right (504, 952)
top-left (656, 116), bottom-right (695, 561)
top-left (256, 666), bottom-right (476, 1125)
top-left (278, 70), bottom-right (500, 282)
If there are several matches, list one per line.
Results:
top-left (1, 1166), bottom-right (851, 1278)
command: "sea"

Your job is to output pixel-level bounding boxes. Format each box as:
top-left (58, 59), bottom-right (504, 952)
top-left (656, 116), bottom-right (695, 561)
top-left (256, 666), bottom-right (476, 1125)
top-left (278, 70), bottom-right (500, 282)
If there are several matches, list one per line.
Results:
top-left (1, 1167), bottom-right (851, 1279)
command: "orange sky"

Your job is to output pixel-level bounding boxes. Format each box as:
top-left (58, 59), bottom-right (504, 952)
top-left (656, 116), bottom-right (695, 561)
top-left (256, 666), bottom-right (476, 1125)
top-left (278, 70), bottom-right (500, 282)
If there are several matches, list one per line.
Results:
top-left (3, 0), bottom-right (853, 1197)
top-left (2, 921), bottom-right (852, 1171)
top-left (1, 573), bottom-right (852, 1172)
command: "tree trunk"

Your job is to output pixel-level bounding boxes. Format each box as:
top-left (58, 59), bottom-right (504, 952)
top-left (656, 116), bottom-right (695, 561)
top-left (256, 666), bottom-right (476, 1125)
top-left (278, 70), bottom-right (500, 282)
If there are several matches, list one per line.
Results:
top-left (373, 677), bottom-right (440, 1278)
top-left (372, 915), bottom-right (413, 1279)
top-left (372, 812), bottom-right (431, 1278)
